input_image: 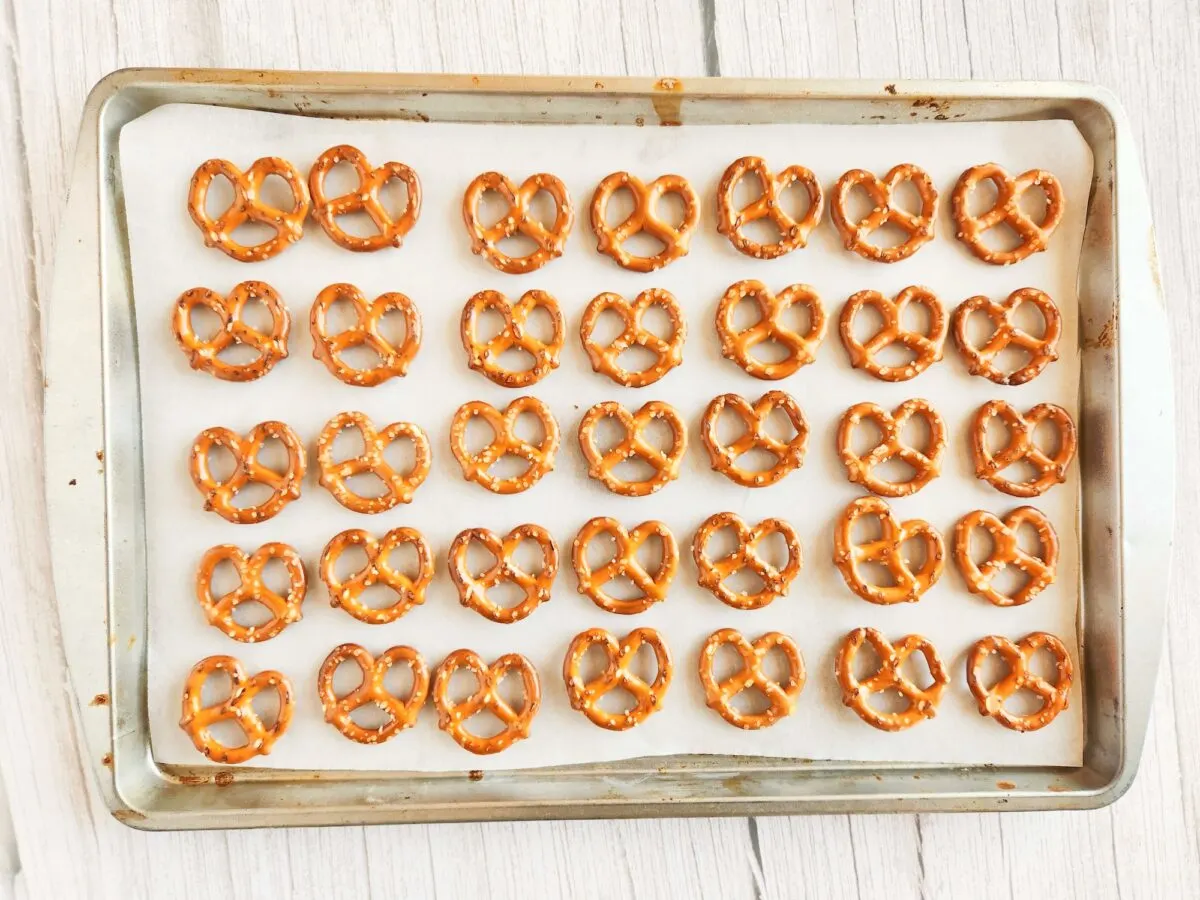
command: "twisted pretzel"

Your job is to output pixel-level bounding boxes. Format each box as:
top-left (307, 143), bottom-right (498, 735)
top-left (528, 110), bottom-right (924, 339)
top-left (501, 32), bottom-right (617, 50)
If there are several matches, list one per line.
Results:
top-left (967, 633), bottom-right (1073, 731)
top-left (716, 280), bottom-right (827, 380)
top-left (189, 421), bottom-right (306, 524)
top-left (970, 401), bottom-right (1077, 497)
top-left (187, 157), bottom-right (310, 262)
top-left (309, 144), bottom-right (421, 252)
top-left (590, 172), bottom-right (700, 272)
top-left (179, 656), bottom-right (294, 764)
top-left (195, 543), bottom-right (306, 642)
top-left (698, 629), bottom-right (805, 729)
top-left (952, 288), bottom-right (1062, 385)
top-left (462, 172), bottom-right (573, 274)
top-left (836, 399), bottom-right (946, 497)
top-left (954, 507), bottom-right (1059, 607)
top-left (449, 397), bottom-right (560, 494)
top-left (309, 283), bottom-right (421, 387)
top-left (563, 627), bottom-right (673, 730)
top-left (701, 391), bottom-right (808, 488)
top-left (716, 156), bottom-right (824, 259)
top-left (839, 286), bottom-right (947, 381)
top-left (460, 290), bottom-right (564, 388)
top-left (316, 411), bottom-right (430, 513)
top-left (952, 164), bottom-right (1065, 265)
top-left (171, 282), bottom-right (290, 381)
top-left (577, 400), bottom-right (687, 497)
top-left (580, 289), bottom-right (686, 387)
top-left (317, 643), bottom-right (429, 744)
top-left (833, 496), bottom-right (944, 604)
top-left (433, 650), bottom-right (541, 755)
top-left (830, 164), bottom-right (938, 262)
top-left (447, 524), bottom-right (558, 624)
top-left (836, 628), bottom-right (948, 731)
top-left (319, 527), bottom-right (433, 624)
top-left (572, 517), bottom-right (677, 615)
top-left (692, 512), bottom-right (802, 610)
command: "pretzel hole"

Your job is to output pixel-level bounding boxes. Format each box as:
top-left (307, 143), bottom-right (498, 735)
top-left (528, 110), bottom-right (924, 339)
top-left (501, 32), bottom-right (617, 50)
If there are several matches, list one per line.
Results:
top-left (728, 295), bottom-right (766, 330)
top-left (898, 299), bottom-right (933, 335)
top-left (202, 443), bottom-right (238, 482)
top-left (199, 669), bottom-right (235, 708)
top-left (730, 171), bottom-right (766, 208)
top-left (778, 179), bottom-right (817, 223)
top-left (185, 304), bottom-right (225, 343)
top-left (897, 534), bottom-right (932, 574)
top-left (331, 544), bottom-right (373, 584)
top-left (231, 480), bottom-right (278, 510)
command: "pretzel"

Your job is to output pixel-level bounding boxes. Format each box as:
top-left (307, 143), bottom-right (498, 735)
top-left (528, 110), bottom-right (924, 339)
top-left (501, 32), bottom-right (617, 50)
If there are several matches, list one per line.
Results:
top-left (952, 164), bottom-right (1065, 265)
top-left (447, 524), bottom-right (558, 623)
top-left (966, 633), bottom-right (1073, 731)
top-left (700, 391), bottom-right (808, 488)
top-left (692, 512), bottom-right (803, 610)
top-left (836, 399), bottom-right (946, 497)
top-left (577, 400), bottom-right (687, 497)
top-left (189, 421), bottom-right (306, 524)
top-left (579, 289), bottom-right (686, 387)
top-left (187, 157), bottom-right (310, 262)
top-left (698, 629), bottom-right (805, 729)
top-left (319, 527), bottom-right (433, 624)
top-left (171, 282), bottom-right (290, 381)
top-left (716, 156), bottom-right (824, 259)
top-left (954, 507), bottom-right (1059, 607)
top-left (572, 517), bottom-right (677, 614)
top-left (830, 164), bottom-right (938, 262)
top-left (839, 286), bottom-right (947, 381)
top-left (316, 411), bottom-right (430, 513)
top-left (715, 280), bottom-right (827, 380)
top-left (309, 144), bottom-right (421, 252)
top-left (195, 542), bottom-right (306, 642)
top-left (179, 656), bottom-right (294, 764)
top-left (449, 397), bottom-right (560, 494)
top-left (309, 283), bottom-right (422, 387)
top-left (317, 643), bottom-right (429, 744)
top-left (833, 496), bottom-right (944, 604)
top-left (590, 172), bottom-right (700, 272)
top-left (835, 628), bottom-right (948, 731)
top-left (462, 171), bottom-right (573, 273)
top-left (460, 289), bottom-right (564, 388)
top-left (563, 627), bottom-right (672, 730)
top-left (970, 400), bottom-right (1077, 497)
top-left (952, 288), bottom-right (1062, 385)
top-left (433, 650), bottom-right (541, 755)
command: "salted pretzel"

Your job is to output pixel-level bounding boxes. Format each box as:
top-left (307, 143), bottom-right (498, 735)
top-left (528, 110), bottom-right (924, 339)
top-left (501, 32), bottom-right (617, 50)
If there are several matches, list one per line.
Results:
top-left (319, 527), bottom-right (433, 624)
top-left (590, 172), bottom-right (700, 272)
top-left (700, 391), bottom-right (808, 488)
top-left (195, 542), bottom-right (306, 642)
top-left (188, 157), bottom-right (310, 262)
top-left (836, 399), bottom-right (946, 497)
top-left (433, 650), bottom-right (541, 755)
top-left (449, 397), bottom-right (560, 493)
top-left (309, 144), bottom-right (421, 252)
top-left (952, 164), bottom-right (1065, 265)
top-left (179, 655), bottom-right (294, 764)
top-left (692, 512), bottom-right (802, 610)
top-left (189, 420), bottom-right (306, 524)
top-left (171, 282), bottom-right (290, 381)
top-left (830, 164), bottom-right (938, 262)
top-left (698, 629), bottom-right (805, 729)
top-left (952, 288), bottom-right (1062, 385)
top-left (316, 411), bottom-right (430, 513)
top-left (579, 289), bottom-right (686, 387)
top-left (954, 507), bottom-right (1059, 607)
top-left (835, 628), bottom-right (948, 731)
top-left (970, 400), bottom-right (1077, 497)
top-left (462, 171), bottom-right (573, 274)
top-left (563, 627), bottom-right (672, 730)
top-left (447, 524), bottom-right (558, 624)
top-left (577, 400), bottom-right (687, 497)
top-left (715, 280), bottom-right (827, 380)
top-left (833, 496), bottom-right (944, 604)
top-left (716, 156), bottom-right (824, 259)
top-left (966, 633), bottom-right (1073, 731)
top-left (839, 286), bottom-right (947, 381)
top-left (309, 283), bottom-right (422, 386)
top-left (572, 517), bottom-right (677, 614)
top-left (460, 289), bottom-right (564, 388)
top-left (317, 643), bottom-right (429, 744)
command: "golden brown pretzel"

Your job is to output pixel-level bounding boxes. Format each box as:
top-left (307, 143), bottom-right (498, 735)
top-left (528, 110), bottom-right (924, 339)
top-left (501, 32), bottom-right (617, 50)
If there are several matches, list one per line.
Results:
top-left (316, 643), bottom-right (429, 744)
top-left (700, 391), bottom-right (808, 488)
top-left (577, 400), bottom-right (687, 497)
top-left (433, 649), bottom-right (541, 755)
top-left (179, 655), bottom-right (294, 764)
top-left (970, 400), bottom-right (1077, 497)
top-left (839, 286), bottom-right (947, 381)
top-left (447, 524), bottom-right (558, 624)
top-left (830, 164), bottom-right (938, 262)
top-left (189, 421), bottom-right (306, 524)
top-left (319, 527), bottom-right (433, 624)
top-left (462, 171), bottom-right (573, 274)
top-left (309, 144), bottom-right (421, 252)
top-left (309, 283), bottom-right (422, 387)
top-left (563, 627), bottom-right (672, 730)
top-left (316, 411), bottom-right (431, 513)
top-left (833, 496), bottom-right (944, 604)
top-left (449, 397), bottom-right (560, 494)
top-left (572, 517), bottom-right (677, 615)
top-left (716, 156), bottom-right (824, 259)
top-left (195, 542), bottom-right (306, 642)
top-left (171, 282), bottom-right (290, 381)
top-left (580, 289), bottom-right (686, 387)
top-left (952, 288), bottom-right (1062, 385)
top-left (835, 628), bottom-right (948, 731)
top-left (954, 507), bottom-right (1059, 607)
top-left (952, 164), bottom-right (1065, 265)
top-left (698, 629), bottom-right (805, 729)
top-left (590, 172), bottom-right (700, 272)
top-left (715, 280), bottom-right (827, 380)
top-left (460, 289), bottom-right (564, 388)
top-left (692, 512), bottom-right (803, 610)
top-left (188, 157), bottom-right (310, 262)
top-left (836, 399), bottom-right (946, 497)
top-left (966, 632), bottom-right (1073, 731)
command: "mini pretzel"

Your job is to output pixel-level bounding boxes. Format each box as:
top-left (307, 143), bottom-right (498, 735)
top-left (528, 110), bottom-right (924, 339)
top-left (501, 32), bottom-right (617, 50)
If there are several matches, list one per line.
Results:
top-left (970, 400), bottom-right (1077, 497)
top-left (692, 512), bottom-right (802, 610)
top-left (698, 629), bottom-right (805, 729)
top-left (966, 633), bottom-right (1073, 731)
top-left (316, 411), bottom-right (430, 513)
top-left (188, 157), bottom-right (310, 262)
top-left (171, 282), bottom-right (290, 381)
top-left (701, 391), bottom-right (808, 488)
top-left (715, 280), bottom-right (827, 380)
top-left (833, 496), bottom-right (944, 604)
top-left (319, 527), bottom-right (433, 624)
top-left (835, 628), bottom-right (948, 731)
top-left (309, 283), bottom-right (421, 386)
top-left (716, 156), bottom-right (824, 259)
top-left (433, 650), bottom-right (541, 755)
top-left (572, 517), bottom-right (677, 614)
top-left (179, 656), bottom-right (294, 764)
top-left (954, 507), bottom-right (1059, 607)
top-left (563, 627), bottom-right (673, 730)
top-left (309, 144), bottom-right (421, 252)
top-left (836, 399), bottom-right (946, 497)
top-left (462, 172), bottom-right (573, 274)
top-left (952, 288), bottom-right (1062, 385)
top-left (460, 289), bottom-right (564, 388)
top-left (830, 164), bottom-right (938, 262)
top-left (195, 542), bottom-right (306, 642)
top-left (840, 286), bottom-right (947, 381)
top-left (952, 164), bottom-right (1065, 265)
top-left (577, 400), bottom-right (687, 497)
top-left (590, 172), bottom-right (700, 272)
top-left (447, 525), bottom-right (558, 624)
top-left (449, 397), bottom-right (560, 494)
top-left (580, 289), bottom-right (686, 387)
top-left (189, 421), bottom-right (306, 524)
top-left (317, 643), bottom-right (429, 744)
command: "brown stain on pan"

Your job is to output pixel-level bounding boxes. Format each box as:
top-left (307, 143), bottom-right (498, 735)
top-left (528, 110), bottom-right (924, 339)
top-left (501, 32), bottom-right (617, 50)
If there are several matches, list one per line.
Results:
top-left (214, 771), bottom-right (235, 786)
top-left (90, 693), bottom-right (109, 706)
top-left (651, 78), bottom-right (684, 126)
top-left (101, 753), bottom-right (113, 768)
top-left (996, 780), bottom-right (1017, 790)
top-left (1084, 311), bottom-right (1119, 350)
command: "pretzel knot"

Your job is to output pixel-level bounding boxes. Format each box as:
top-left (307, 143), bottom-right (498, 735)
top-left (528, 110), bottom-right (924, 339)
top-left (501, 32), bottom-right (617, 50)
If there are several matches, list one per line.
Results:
top-left (316, 411), bottom-right (431, 513)
top-left (835, 628), bottom-right (948, 731)
top-left (572, 517), bottom-right (677, 614)
top-left (580, 289), bottom-right (686, 387)
top-left (433, 650), bottom-right (541, 755)
top-left (195, 542), bottom-right (306, 642)
top-left (187, 157), bottom-right (310, 262)
top-left (179, 656), bottom-right (294, 764)
top-left (447, 524), bottom-right (559, 624)
top-left (309, 144), bottom-right (422, 252)
top-left (966, 633), bottom-right (1073, 731)
top-left (171, 282), bottom-right (290, 381)
top-left (462, 171), bottom-right (573, 274)
top-left (563, 627), bottom-right (673, 730)
top-left (692, 512), bottom-right (802, 610)
top-left (577, 400), bottom-right (687, 497)
top-left (698, 629), bottom-right (805, 729)
top-left (952, 288), bottom-right (1062, 385)
top-left (309, 283), bottom-right (422, 387)
top-left (837, 399), bottom-right (946, 497)
top-left (970, 400), bottom-right (1077, 498)
top-left (317, 644), bottom-right (429, 744)
top-left (833, 496), bottom-right (944, 604)
top-left (449, 397), bottom-right (560, 494)
top-left (319, 527), bottom-right (433, 624)
top-left (716, 156), bottom-right (824, 259)
top-left (954, 507), bottom-right (1059, 607)
top-left (189, 420), bottom-right (306, 524)
top-left (839, 286), bottom-right (947, 381)
top-left (590, 172), bottom-right (700, 272)
top-left (716, 280), bottom-right (826, 380)
top-left (952, 164), bottom-right (1065, 265)
top-left (701, 391), bottom-right (808, 488)
top-left (460, 289), bottom-right (564, 388)
top-left (830, 164), bottom-right (938, 263)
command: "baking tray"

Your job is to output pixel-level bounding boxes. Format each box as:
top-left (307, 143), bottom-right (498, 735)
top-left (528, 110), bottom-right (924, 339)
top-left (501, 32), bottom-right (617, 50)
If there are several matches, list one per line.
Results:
top-left (42, 69), bottom-right (1173, 829)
